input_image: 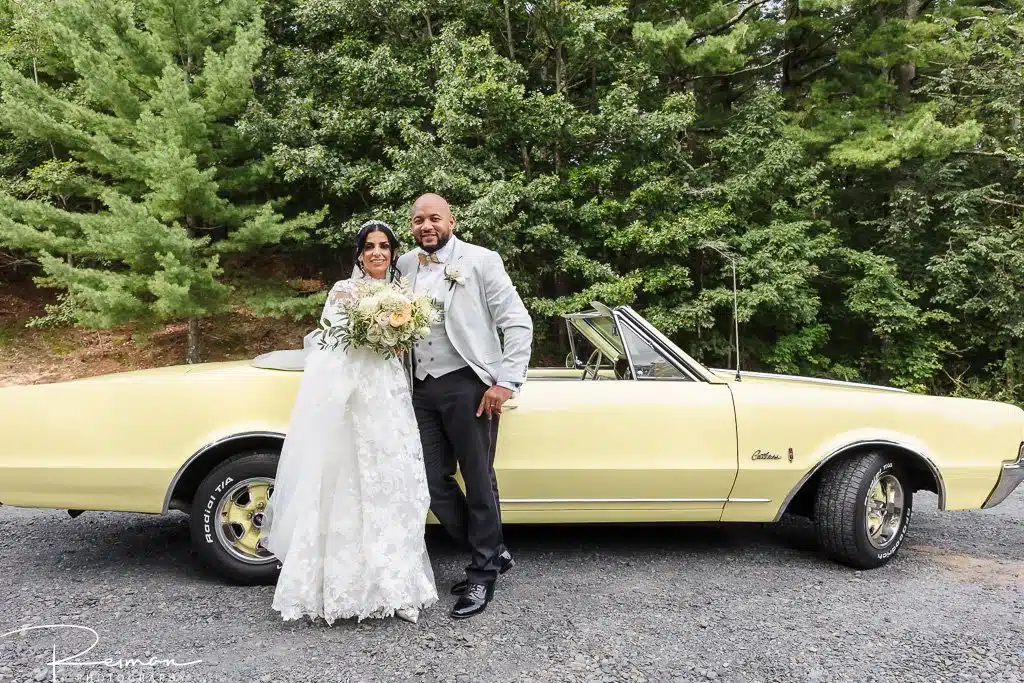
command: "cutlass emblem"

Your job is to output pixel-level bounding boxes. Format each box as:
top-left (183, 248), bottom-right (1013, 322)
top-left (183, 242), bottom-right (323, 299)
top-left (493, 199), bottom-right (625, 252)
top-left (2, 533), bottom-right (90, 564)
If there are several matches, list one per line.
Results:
top-left (751, 449), bottom-right (781, 461)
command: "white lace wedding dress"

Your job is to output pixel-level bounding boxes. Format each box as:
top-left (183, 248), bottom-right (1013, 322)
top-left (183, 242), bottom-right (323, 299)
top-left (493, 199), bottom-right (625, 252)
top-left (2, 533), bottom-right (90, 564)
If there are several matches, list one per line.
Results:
top-left (262, 276), bottom-right (438, 624)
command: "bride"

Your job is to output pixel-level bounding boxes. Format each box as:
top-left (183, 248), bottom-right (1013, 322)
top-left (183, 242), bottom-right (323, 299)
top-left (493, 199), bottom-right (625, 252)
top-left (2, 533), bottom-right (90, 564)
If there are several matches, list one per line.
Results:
top-left (262, 220), bottom-right (438, 625)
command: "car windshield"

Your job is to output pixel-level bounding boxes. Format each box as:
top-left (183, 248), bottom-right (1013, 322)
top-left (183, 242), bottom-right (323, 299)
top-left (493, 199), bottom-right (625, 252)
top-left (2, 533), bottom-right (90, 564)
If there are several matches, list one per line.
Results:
top-left (565, 308), bottom-right (695, 381)
top-left (616, 318), bottom-right (691, 380)
top-left (581, 316), bottom-right (624, 355)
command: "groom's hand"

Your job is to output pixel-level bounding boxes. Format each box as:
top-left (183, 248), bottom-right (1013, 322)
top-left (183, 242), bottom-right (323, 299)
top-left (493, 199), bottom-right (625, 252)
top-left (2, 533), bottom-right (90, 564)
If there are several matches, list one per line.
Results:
top-left (477, 385), bottom-right (513, 418)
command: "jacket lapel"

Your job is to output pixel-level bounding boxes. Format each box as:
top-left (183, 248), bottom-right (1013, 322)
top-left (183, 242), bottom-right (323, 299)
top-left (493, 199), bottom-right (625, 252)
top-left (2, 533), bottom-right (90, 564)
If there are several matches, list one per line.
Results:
top-left (409, 252), bottom-right (421, 292)
top-left (442, 238), bottom-right (462, 315)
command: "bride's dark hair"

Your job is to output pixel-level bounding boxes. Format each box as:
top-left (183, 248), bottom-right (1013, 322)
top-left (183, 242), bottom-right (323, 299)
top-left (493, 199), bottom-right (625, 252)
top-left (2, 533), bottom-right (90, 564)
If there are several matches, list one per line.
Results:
top-left (354, 220), bottom-right (401, 283)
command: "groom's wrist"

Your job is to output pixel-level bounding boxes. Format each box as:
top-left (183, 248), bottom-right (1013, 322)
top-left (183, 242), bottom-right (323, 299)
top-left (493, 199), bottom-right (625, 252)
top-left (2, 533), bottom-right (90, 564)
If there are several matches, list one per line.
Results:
top-left (497, 381), bottom-right (519, 395)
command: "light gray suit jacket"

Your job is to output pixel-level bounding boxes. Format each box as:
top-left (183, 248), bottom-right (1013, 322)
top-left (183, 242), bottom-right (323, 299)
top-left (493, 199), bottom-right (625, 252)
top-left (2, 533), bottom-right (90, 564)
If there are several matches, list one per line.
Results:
top-left (396, 236), bottom-right (533, 390)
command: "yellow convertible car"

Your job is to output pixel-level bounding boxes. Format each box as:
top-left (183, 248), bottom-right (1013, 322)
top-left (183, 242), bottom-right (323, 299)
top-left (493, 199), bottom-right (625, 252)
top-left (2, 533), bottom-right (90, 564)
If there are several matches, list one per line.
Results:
top-left (1, 303), bottom-right (1021, 584)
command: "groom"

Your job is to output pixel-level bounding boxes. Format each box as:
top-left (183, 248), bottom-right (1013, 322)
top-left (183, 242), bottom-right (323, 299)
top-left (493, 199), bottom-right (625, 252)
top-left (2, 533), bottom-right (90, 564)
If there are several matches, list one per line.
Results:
top-left (397, 193), bottom-right (533, 619)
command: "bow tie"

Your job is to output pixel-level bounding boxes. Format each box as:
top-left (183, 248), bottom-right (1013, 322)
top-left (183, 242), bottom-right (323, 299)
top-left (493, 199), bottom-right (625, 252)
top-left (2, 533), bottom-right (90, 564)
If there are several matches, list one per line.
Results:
top-left (417, 252), bottom-right (441, 265)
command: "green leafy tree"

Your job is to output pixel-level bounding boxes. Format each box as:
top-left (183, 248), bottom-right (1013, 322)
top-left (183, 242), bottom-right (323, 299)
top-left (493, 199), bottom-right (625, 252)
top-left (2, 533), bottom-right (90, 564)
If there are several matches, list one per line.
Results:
top-left (0, 0), bottom-right (324, 362)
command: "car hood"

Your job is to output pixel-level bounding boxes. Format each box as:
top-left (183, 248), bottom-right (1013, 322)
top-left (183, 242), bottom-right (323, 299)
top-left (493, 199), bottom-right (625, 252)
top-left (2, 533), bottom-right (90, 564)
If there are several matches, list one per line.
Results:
top-left (53, 359), bottom-right (264, 385)
top-left (0, 351), bottom-right (307, 392)
top-left (708, 368), bottom-right (908, 394)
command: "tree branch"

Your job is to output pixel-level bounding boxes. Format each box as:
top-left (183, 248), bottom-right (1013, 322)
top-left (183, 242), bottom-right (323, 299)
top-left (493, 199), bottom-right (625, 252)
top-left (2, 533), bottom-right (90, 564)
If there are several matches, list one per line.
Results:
top-left (0, 251), bottom-right (38, 270)
top-left (983, 195), bottom-right (1024, 209)
top-left (687, 49), bottom-right (796, 82)
top-left (687, 0), bottom-right (773, 46)
top-left (788, 30), bottom-right (841, 69)
top-left (794, 57), bottom-right (838, 84)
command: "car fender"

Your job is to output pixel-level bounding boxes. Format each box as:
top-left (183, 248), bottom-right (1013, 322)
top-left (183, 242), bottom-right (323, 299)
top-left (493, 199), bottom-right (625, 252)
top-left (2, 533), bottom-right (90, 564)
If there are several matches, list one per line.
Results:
top-left (771, 428), bottom-right (945, 522)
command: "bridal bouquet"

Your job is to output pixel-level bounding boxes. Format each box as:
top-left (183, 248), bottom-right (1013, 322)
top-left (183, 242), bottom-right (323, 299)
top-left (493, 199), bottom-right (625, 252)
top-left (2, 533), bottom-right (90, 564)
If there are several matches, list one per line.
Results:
top-left (317, 280), bottom-right (440, 358)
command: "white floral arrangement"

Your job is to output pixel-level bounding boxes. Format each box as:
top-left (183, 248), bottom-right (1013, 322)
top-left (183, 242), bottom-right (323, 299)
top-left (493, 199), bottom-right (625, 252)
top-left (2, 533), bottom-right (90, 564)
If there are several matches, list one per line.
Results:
top-left (444, 264), bottom-right (466, 288)
top-left (317, 280), bottom-right (440, 358)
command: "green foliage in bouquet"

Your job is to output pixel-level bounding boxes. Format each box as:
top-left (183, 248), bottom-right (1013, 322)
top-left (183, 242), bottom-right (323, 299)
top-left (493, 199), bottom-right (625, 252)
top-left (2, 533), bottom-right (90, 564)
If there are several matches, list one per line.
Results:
top-left (317, 281), bottom-right (440, 359)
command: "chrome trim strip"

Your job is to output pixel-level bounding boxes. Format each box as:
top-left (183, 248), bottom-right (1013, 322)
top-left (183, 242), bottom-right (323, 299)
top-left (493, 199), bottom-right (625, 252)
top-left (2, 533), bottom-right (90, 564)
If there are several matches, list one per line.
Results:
top-left (501, 497), bottom-right (770, 504)
top-left (709, 369), bottom-right (908, 393)
top-left (613, 312), bottom-right (702, 382)
top-left (981, 442), bottom-right (1024, 509)
top-left (617, 313), bottom-right (639, 380)
top-left (771, 439), bottom-right (947, 522)
top-left (161, 430), bottom-right (285, 513)
top-left (565, 318), bottom-right (580, 369)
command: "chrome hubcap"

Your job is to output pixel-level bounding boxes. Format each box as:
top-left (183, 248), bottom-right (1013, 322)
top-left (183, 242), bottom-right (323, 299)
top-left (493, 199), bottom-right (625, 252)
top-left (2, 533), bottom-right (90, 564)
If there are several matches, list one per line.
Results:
top-left (215, 477), bottom-right (275, 564)
top-left (866, 473), bottom-right (904, 549)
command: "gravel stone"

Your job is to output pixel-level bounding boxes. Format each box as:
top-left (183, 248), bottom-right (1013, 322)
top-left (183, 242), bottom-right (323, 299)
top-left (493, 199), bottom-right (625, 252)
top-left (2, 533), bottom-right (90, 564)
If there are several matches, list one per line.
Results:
top-left (0, 490), bottom-right (1022, 682)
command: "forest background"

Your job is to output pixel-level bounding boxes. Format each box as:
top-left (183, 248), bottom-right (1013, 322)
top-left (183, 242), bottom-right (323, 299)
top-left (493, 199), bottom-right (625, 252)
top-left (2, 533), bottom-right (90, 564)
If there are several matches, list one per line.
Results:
top-left (0, 0), bottom-right (1021, 405)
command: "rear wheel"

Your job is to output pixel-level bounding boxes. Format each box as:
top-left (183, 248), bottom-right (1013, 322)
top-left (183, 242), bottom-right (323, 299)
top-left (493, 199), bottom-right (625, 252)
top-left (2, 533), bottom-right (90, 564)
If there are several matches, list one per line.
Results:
top-left (813, 452), bottom-right (913, 569)
top-left (189, 450), bottom-right (281, 585)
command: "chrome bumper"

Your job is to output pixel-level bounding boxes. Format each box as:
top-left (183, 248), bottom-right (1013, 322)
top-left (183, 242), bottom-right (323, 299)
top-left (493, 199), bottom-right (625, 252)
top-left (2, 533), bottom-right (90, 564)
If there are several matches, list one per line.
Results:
top-left (982, 442), bottom-right (1024, 509)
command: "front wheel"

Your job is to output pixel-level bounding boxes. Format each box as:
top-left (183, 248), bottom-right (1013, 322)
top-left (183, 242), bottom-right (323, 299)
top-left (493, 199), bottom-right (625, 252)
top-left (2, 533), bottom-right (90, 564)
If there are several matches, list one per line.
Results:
top-left (813, 452), bottom-right (914, 569)
top-left (189, 450), bottom-right (281, 585)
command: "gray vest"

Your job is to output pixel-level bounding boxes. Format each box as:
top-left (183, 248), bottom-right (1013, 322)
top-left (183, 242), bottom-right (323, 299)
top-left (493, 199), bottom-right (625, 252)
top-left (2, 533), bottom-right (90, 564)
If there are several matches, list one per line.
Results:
top-left (414, 280), bottom-right (468, 381)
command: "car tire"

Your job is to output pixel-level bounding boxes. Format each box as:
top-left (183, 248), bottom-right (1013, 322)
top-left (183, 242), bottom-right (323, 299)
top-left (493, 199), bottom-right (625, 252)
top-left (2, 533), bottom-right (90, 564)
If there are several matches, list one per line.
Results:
top-left (813, 452), bottom-right (914, 569)
top-left (189, 450), bottom-right (281, 585)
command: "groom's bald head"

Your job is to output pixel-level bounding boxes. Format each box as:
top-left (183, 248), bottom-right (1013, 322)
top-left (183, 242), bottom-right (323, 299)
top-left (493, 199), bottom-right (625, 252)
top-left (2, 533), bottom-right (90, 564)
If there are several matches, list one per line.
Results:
top-left (410, 193), bottom-right (455, 252)
top-left (411, 193), bottom-right (451, 215)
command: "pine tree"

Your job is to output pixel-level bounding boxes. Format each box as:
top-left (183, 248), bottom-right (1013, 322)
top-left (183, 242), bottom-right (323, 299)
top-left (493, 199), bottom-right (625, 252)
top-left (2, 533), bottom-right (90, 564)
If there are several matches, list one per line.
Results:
top-left (0, 0), bottom-right (324, 363)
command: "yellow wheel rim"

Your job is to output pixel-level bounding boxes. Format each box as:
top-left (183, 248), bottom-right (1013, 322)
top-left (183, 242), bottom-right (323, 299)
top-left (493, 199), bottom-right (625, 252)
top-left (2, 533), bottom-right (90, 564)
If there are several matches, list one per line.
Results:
top-left (215, 477), bottom-right (276, 564)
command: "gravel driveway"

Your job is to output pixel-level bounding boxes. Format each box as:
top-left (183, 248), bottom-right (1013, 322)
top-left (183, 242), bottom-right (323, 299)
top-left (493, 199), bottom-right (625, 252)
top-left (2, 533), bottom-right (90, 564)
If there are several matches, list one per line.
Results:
top-left (1, 491), bottom-right (1021, 683)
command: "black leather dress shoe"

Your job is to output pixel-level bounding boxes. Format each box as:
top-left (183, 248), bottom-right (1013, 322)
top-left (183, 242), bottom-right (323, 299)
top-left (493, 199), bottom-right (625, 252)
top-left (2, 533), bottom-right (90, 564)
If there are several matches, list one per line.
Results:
top-left (451, 551), bottom-right (514, 596)
top-left (450, 582), bottom-right (494, 619)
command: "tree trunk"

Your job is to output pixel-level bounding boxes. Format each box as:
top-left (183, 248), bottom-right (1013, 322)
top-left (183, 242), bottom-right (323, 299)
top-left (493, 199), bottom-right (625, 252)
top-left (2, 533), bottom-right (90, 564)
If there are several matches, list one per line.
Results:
top-left (781, 0), bottom-right (800, 94)
top-left (186, 317), bottom-right (202, 364)
top-left (33, 59), bottom-right (58, 158)
top-left (184, 215), bottom-right (201, 364)
top-left (555, 271), bottom-right (569, 354)
top-left (504, 0), bottom-right (514, 59)
top-left (898, 0), bottom-right (922, 98)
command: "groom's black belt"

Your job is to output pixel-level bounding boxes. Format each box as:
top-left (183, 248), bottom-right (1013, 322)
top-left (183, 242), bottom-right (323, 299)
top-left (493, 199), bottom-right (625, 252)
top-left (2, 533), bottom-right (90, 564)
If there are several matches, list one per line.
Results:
top-left (414, 366), bottom-right (480, 384)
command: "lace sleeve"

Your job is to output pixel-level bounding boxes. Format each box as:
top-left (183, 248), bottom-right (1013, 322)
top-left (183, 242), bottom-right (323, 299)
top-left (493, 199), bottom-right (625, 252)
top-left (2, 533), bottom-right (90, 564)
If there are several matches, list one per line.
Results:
top-left (321, 280), bottom-right (357, 323)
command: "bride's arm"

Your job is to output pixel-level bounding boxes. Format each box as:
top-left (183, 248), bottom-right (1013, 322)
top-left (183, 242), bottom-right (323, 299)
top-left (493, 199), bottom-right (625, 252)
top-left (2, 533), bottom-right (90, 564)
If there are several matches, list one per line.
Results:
top-left (321, 280), bottom-right (358, 325)
top-left (309, 280), bottom-right (358, 351)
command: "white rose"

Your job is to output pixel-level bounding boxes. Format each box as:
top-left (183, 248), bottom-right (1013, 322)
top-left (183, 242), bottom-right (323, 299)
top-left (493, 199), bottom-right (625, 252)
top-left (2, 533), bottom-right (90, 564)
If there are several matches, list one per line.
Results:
top-left (358, 295), bottom-right (378, 315)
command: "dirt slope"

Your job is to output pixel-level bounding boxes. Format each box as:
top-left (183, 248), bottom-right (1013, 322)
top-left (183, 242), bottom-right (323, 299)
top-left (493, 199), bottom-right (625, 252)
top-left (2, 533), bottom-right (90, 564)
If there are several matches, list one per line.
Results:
top-left (0, 281), bottom-right (315, 387)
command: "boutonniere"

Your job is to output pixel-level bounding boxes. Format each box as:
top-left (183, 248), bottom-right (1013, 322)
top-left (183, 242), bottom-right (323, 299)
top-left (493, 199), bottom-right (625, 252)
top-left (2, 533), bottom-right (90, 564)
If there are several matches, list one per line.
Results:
top-left (444, 264), bottom-right (466, 290)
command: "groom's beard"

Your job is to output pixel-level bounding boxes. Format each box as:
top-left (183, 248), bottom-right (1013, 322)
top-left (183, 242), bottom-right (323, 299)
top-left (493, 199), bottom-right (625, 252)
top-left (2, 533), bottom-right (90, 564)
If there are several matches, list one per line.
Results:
top-left (418, 233), bottom-right (452, 254)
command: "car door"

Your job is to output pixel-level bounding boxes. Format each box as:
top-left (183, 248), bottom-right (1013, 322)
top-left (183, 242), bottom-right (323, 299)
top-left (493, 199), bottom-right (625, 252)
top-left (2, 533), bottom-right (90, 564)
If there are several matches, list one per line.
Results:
top-left (492, 312), bottom-right (739, 523)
